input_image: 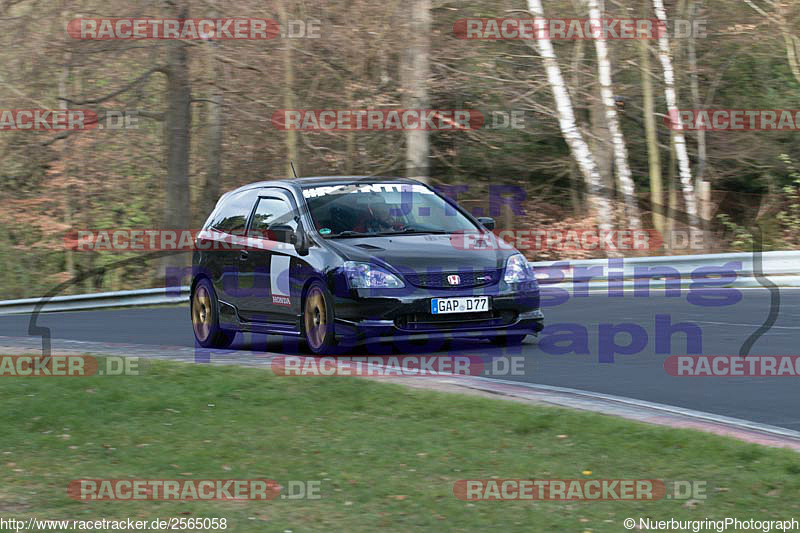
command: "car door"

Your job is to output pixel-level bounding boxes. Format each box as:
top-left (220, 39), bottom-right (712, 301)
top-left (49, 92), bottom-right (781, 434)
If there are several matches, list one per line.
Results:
top-left (201, 189), bottom-right (260, 309)
top-left (237, 188), bottom-right (304, 324)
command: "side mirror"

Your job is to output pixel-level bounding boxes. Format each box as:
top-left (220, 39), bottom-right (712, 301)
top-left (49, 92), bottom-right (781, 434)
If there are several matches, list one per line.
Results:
top-left (291, 221), bottom-right (310, 256)
top-left (477, 217), bottom-right (495, 230)
top-left (269, 224), bottom-right (296, 244)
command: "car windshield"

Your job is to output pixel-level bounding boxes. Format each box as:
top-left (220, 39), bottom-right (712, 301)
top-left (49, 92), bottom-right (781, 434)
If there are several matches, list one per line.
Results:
top-left (302, 182), bottom-right (480, 237)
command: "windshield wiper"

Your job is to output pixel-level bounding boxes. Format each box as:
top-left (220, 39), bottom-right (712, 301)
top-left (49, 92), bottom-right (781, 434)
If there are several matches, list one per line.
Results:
top-left (326, 231), bottom-right (377, 238)
top-left (373, 228), bottom-right (451, 236)
top-left (327, 228), bottom-right (452, 238)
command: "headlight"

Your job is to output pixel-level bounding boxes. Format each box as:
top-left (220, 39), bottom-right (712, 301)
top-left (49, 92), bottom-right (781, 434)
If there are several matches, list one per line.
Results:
top-left (503, 253), bottom-right (536, 284)
top-left (343, 261), bottom-right (405, 289)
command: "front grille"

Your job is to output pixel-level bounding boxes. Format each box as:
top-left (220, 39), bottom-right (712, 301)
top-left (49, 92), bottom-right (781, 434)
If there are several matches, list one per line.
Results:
top-left (404, 269), bottom-right (500, 289)
top-left (395, 310), bottom-right (517, 331)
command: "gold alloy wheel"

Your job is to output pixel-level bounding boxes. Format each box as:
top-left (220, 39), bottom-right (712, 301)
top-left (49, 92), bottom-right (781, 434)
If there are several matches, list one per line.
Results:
top-left (192, 285), bottom-right (212, 342)
top-left (304, 286), bottom-right (328, 351)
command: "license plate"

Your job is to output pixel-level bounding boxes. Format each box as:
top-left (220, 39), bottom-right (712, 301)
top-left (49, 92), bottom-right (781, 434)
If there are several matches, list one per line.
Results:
top-left (431, 296), bottom-right (490, 314)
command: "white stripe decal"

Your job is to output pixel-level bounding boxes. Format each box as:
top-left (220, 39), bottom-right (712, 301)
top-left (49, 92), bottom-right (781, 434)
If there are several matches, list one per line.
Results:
top-left (271, 255), bottom-right (291, 297)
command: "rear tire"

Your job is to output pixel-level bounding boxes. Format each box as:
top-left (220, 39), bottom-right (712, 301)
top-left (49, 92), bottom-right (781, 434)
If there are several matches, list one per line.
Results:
top-left (191, 278), bottom-right (235, 349)
top-left (303, 280), bottom-right (337, 354)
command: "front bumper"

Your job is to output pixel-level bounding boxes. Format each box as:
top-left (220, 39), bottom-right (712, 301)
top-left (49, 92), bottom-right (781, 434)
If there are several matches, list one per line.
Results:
top-left (330, 281), bottom-right (543, 345)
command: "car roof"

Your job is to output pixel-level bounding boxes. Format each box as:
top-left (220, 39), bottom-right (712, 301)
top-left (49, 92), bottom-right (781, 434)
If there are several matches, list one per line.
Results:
top-left (226, 176), bottom-right (423, 196)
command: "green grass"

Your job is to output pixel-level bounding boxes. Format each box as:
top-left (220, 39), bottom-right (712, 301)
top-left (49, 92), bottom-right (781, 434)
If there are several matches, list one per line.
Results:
top-left (0, 358), bottom-right (799, 532)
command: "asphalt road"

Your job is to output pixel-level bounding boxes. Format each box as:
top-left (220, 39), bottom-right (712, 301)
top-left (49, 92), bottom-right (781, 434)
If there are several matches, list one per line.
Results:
top-left (1, 286), bottom-right (798, 430)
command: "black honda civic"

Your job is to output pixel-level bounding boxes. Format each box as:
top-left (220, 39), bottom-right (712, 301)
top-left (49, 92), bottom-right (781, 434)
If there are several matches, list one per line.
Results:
top-left (190, 177), bottom-right (543, 354)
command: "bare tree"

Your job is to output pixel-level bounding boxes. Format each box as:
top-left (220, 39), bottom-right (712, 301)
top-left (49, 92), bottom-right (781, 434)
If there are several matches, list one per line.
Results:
top-left (653, 0), bottom-right (699, 235)
top-left (744, 0), bottom-right (800, 85)
top-left (587, 0), bottom-right (642, 230)
top-left (162, 1), bottom-right (192, 273)
top-left (527, 0), bottom-right (612, 230)
top-left (686, 0), bottom-right (705, 187)
top-left (639, 38), bottom-right (663, 233)
top-left (201, 3), bottom-right (224, 219)
top-left (279, 0), bottom-right (299, 177)
top-left (403, 0), bottom-right (431, 182)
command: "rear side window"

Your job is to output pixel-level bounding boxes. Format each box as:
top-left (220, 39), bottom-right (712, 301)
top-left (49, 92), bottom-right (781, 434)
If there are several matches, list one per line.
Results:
top-left (209, 191), bottom-right (254, 234)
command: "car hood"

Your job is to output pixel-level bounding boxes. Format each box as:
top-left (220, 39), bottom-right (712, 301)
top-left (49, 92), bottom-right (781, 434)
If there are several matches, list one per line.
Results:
top-left (322, 233), bottom-right (514, 272)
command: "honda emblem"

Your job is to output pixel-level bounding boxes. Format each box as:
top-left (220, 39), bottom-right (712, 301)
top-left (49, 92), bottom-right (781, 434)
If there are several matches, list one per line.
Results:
top-left (447, 274), bottom-right (461, 285)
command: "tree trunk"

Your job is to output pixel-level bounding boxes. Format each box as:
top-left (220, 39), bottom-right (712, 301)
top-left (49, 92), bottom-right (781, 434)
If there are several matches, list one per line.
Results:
top-left (744, 0), bottom-right (800, 84)
top-left (346, 83), bottom-right (355, 175)
top-left (527, 0), bottom-right (612, 230)
top-left (587, 0), bottom-right (642, 230)
top-left (279, 0), bottom-right (298, 177)
top-left (687, 0), bottom-right (705, 189)
top-left (403, 0), bottom-right (431, 182)
top-left (163, 1), bottom-right (192, 273)
top-left (589, 84), bottom-right (613, 197)
top-left (570, 40), bottom-right (586, 216)
top-left (57, 1), bottom-right (75, 285)
top-left (569, 159), bottom-right (582, 216)
top-left (666, 140), bottom-right (677, 254)
top-left (652, 0), bottom-right (699, 237)
top-left (687, 0), bottom-right (712, 249)
top-left (59, 55), bottom-right (74, 283)
top-left (203, 40), bottom-right (223, 218)
top-left (640, 39), bottom-right (663, 233)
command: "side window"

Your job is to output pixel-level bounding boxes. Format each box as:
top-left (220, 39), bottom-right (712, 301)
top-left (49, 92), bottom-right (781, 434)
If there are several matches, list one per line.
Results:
top-left (210, 191), bottom-right (255, 235)
top-left (249, 196), bottom-right (297, 242)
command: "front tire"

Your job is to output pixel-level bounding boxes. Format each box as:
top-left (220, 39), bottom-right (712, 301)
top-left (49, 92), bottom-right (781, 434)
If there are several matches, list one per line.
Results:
top-left (303, 281), bottom-right (337, 354)
top-left (191, 278), bottom-right (235, 349)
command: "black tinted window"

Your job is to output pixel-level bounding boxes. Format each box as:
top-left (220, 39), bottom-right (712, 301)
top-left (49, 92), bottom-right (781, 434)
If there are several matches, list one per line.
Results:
top-left (249, 196), bottom-right (297, 241)
top-left (210, 191), bottom-right (254, 234)
top-left (302, 182), bottom-right (478, 236)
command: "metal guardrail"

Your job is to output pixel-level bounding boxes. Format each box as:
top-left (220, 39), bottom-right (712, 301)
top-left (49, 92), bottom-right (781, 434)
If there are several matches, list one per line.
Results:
top-left (530, 250), bottom-right (800, 289)
top-left (0, 287), bottom-right (190, 316)
top-left (0, 251), bottom-right (796, 315)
